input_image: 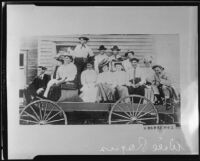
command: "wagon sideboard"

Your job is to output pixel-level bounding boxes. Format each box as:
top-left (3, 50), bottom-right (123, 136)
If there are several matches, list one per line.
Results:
top-left (20, 102), bottom-right (178, 114)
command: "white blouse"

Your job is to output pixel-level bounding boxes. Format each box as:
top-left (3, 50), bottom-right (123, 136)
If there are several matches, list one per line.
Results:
top-left (56, 63), bottom-right (77, 82)
top-left (81, 69), bottom-right (97, 85)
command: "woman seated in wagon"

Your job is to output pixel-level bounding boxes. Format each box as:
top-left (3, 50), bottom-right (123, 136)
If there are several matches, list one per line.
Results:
top-left (43, 51), bottom-right (77, 101)
top-left (95, 58), bottom-right (116, 103)
top-left (79, 62), bottom-right (98, 102)
top-left (111, 61), bottom-right (130, 103)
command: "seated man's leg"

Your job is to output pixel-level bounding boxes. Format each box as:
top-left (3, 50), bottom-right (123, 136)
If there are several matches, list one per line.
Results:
top-left (24, 88), bottom-right (33, 104)
top-left (43, 79), bottom-right (58, 98)
top-left (133, 86), bottom-right (145, 103)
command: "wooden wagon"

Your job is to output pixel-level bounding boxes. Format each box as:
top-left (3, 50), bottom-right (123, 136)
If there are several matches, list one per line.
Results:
top-left (19, 94), bottom-right (180, 125)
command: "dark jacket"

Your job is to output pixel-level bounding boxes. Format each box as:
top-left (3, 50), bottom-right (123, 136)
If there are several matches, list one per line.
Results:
top-left (29, 74), bottom-right (51, 92)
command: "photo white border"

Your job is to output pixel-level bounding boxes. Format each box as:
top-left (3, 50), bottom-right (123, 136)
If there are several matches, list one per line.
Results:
top-left (7, 6), bottom-right (198, 158)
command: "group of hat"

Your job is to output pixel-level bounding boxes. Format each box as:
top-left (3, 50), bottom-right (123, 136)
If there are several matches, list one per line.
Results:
top-left (40, 36), bottom-right (164, 71)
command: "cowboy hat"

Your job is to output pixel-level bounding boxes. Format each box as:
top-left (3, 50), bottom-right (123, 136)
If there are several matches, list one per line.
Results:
top-left (38, 66), bottom-right (47, 70)
top-left (130, 58), bottom-right (139, 62)
top-left (111, 45), bottom-right (121, 51)
top-left (124, 50), bottom-right (135, 57)
top-left (152, 65), bottom-right (164, 70)
top-left (98, 45), bottom-right (107, 50)
top-left (78, 36), bottom-right (89, 41)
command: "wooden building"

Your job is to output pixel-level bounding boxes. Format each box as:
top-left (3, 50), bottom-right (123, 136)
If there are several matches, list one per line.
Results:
top-left (20, 34), bottom-right (155, 87)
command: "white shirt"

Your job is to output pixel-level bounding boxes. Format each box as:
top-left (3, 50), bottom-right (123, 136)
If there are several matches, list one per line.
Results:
top-left (112, 71), bottom-right (129, 86)
top-left (126, 66), bottom-right (146, 85)
top-left (122, 59), bottom-right (132, 71)
top-left (56, 63), bottom-right (77, 82)
top-left (81, 69), bottom-right (97, 86)
top-left (97, 71), bottom-right (113, 84)
top-left (94, 54), bottom-right (108, 73)
top-left (73, 44), bottom-right (94, 58)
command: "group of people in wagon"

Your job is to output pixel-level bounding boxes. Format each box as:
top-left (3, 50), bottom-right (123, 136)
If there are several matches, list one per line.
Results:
top-left (24, 36), bottom-right (179, 106)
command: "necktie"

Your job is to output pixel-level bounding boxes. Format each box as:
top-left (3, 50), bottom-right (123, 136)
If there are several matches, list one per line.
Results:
top-left (81, 44), bottom-right (86, 49)
top-left (133, 68), bottom-right (136, 85)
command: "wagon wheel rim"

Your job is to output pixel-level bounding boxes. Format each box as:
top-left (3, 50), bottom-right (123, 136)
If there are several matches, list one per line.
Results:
top-left (109, 94), bottom-right (159, 125)
top-left (20, 100), bottom-right (67, 125)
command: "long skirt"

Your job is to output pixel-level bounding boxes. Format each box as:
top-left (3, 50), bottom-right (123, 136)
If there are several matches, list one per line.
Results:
top-left (96, 83), bottom-right (116, 103)
top-left (80, 84), bottom-right (98, 102)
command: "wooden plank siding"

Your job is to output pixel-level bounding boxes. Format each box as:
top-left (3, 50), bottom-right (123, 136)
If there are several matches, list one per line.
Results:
top-left (21, 35), bottom-right (155, 85)
top-left (38, 34), bottom-right (155, 75)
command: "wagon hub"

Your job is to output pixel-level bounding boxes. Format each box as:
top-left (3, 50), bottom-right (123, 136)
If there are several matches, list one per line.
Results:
top-left (39, 120), bottom-right (47, 125)
top-left (131, 116), bottom-right (137, 121)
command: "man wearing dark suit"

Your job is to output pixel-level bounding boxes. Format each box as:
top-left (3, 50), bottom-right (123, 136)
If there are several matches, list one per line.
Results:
top-left (24, 66), bottom-right (51, 104)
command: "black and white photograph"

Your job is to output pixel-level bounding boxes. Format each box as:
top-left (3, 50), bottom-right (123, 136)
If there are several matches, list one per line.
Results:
top-left (5, 4), bottom-right (198, 158)
top-left (19, 34), bottom-right (181, 125)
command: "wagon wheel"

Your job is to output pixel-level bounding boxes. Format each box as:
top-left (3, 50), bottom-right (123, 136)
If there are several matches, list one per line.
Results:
top-left (20, 100), bottom-right (67, 125)
top-left (109, 95), bottom-right (159, 125)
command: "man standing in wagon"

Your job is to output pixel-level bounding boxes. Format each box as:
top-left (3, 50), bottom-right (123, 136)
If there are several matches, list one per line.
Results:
top-left (73, 36), bottom-right (94, 91)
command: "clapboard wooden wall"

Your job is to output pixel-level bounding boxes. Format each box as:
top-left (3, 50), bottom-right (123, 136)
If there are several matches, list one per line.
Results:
top-left (21, 35), bottom-right (155, 85)
top-left (38, 34), bottom-right (155, 74)
top-left (20, 37), bottom-right (38, 85)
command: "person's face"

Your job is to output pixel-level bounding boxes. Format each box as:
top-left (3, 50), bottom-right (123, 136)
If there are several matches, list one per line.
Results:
top-left (102, 65), bottom-right (109, 72)
top-left (154, 67), bottom-right (162, 75)
top-left (100, 50), bottom-right (105, 55)
top-left (38, 68), bottom-right (45, 75)
top-left (128, 53), bottom-right (134, 59)
top-left (80, 39), bottom-right (87, 45)
top-left (115, 64), bottom-right (122, 71)
top-left (131, 60), bottom-right (138, 68)
top-left (63, 56), bottom-right (71, 64)
top-left (112, 50), bottom-right (118, 55)
top-left (106, 52), bottom-right (112, 57)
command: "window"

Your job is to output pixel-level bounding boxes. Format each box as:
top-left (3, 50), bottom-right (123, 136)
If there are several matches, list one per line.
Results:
top-left (19, 53), bottom-right (24, 67)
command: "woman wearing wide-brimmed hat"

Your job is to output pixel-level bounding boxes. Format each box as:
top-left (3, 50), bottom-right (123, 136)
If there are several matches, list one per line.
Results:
top-left (109, 45), bottom-right (123, 72)
top-left (122, 50), bottom-right (135, 71)
top-left (43, 52), bottom-right (77, 101)
top-left (95, 59), bottom-right (116, 103)
top-left (94, 45), bottom-right (108, 73)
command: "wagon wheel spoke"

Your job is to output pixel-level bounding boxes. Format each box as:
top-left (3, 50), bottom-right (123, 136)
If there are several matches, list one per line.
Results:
top-left (112, 112), bottom-right (131, 120)
top-left (128, 98), bottom-right (135, 117)
top-left (43, 103), bottom-right (56, 121)
top-left (137, 117), bottom-right (157, 121)
top-left (115, 104), bottom-right (132, 118)
top-left (110, 119), bottom-right (131, 123)
top-left (137, 108), bottom-right (156, 119)
top-left (136, 120), bottom-right (146, 124)
top-left (134, 97), bottom-right (142, 117)
top-left (135, 103), bottom-right (149, 117)
top-left (37, 103), bottom-right (43, 120)
top-left (46, 118), bottom-right (66, 124)
top-left (29, 105), bottom-right (40, 121)
top-left (23, 111), bottom-right (40, 122)
top-left (20, 118), bottom-right (39, 124)
top-left (42, 102), bottom-right (48, 120)
top-left (46, 111), bottom-right (63, 122)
